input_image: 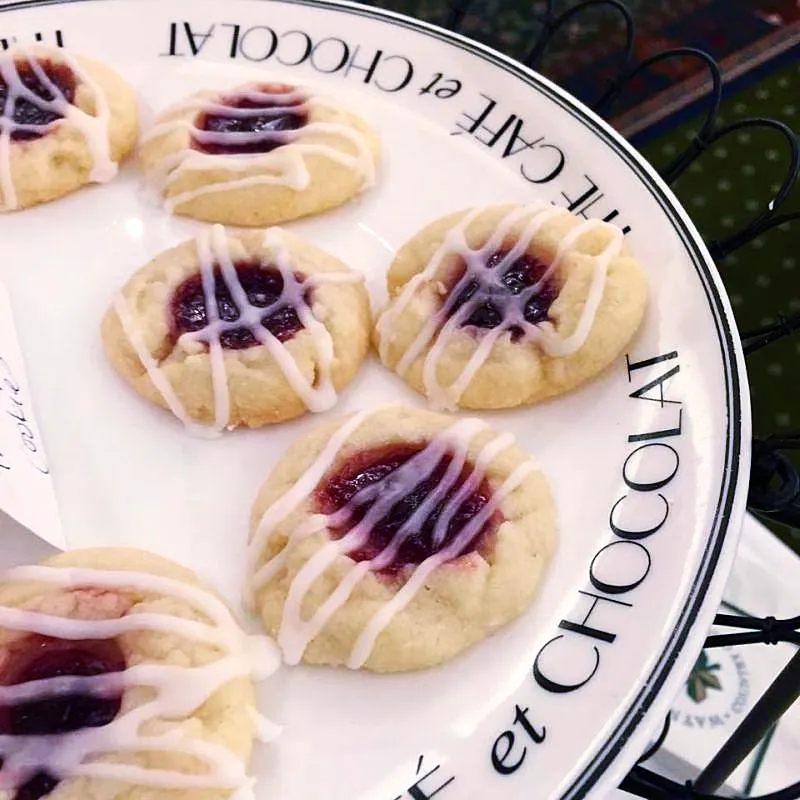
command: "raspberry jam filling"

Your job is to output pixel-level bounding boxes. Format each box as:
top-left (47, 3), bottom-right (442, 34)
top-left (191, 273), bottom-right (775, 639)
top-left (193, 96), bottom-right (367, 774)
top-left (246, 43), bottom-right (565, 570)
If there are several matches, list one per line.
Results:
top-left (0, 60), bottom-right (77, 142)
top-left (315, 444), bottom-right (498, 574)
top-left (449, 250), bottom-right (559, 340)
top-left (192, 82), bottom-right (307, 156)
top-left (170, 262), bottom-right (307, 350)
top-left (0, 636), bottom-right (126, 800)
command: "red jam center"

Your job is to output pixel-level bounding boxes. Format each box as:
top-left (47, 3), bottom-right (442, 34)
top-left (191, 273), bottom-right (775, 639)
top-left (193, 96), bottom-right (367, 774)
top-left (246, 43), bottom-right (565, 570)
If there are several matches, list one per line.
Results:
top-left (315, 444), bottom-right (498, 575)
top-left (0, 636), bottom-right (126, 800)
top-left (192, 82), bottom-right (307, 156)
top-left (449, 250), bottom-right (559, 340)
top-left (0, 60), bottom-right (76, 141)
top-left (170, 261), bottom-right (307, 350)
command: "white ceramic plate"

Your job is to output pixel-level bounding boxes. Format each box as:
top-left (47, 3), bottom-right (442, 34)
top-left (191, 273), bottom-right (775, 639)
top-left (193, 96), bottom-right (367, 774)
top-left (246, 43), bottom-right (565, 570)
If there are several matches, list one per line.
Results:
top-left (0, 1), bottom-right (750, 798)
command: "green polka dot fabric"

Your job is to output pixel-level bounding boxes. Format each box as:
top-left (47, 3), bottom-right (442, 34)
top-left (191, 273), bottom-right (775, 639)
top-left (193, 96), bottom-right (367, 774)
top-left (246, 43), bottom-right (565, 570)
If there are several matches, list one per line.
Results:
top-left (640, 62), bottom-right (800, 553)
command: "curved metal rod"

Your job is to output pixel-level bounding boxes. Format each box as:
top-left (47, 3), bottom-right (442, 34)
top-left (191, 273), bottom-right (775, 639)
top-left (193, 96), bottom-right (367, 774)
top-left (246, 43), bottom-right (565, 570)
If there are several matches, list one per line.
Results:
top-left (705, 612), bottom-right (800, 647)
top-left (695, 650), bottom-right (800, 794)
top-left (522, 0), bottom-right (634, 82)
top-left (706, 631), bottom-right (800, 647)
top-left (705, 119), bottom-right (800, 260)
top-left (735, 209), bottom-right (800, 245)
top-left (749, 435), bottom-right (800, 528)
top-left (636, 714), bottom-right (672, 765)
top-left (622, 767), bottom-right (713, 800)
top-left (443, 0), bottom-right (477, 33)
top-left (742, 312), bottom-right (800, 356)
top-left (445, 0), bottom-right (555, 37)
top-left (751, 450), bottom-right (800, 515)
top-left (714, 613), bottom-right (800, 630)
top-left (592, 47), bottom-right (722, 171)
top-left (624, 764), bottom-right (800, 800)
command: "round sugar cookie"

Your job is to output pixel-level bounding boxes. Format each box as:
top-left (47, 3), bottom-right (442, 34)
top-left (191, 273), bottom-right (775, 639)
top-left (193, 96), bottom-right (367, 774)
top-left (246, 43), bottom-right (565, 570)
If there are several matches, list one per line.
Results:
top-left (375, 203), bottom-right (648, 410)
top-left (247, 405), bottom-right (556, 672)
top-left (101, 224), bottom-right (371, 432)
top-left (0, 45), bottom-right (138, 211)
top-left (139, 80), bottom-right (380, 226)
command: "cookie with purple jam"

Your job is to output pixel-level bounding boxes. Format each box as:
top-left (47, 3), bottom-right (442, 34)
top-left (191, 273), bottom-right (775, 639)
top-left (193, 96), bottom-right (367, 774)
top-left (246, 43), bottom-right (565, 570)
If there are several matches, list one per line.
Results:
top-left (247, 405), bottom-right (555, 672)
top-left (0, 46), bottom-right (138, 211)
top-left (101, 225), bottom-right (371, 432)
top-left (375, 203), bottom-right (648, 410)
top-left (139, 80), bottom-right (380, 226)
top-left (0, 547), bottom-right (274, 800)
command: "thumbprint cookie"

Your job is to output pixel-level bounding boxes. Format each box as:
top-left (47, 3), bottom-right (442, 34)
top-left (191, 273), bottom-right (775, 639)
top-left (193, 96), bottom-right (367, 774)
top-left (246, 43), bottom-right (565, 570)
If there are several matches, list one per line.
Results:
top-left (375, 203), bottom-right (648, 410)
top-left (0, 45), bottom-right (138, 211)
top-left (139, 80), bottom-right (380, 226)
top-left (247, 405), bottom-right (556, 672)
top-left (101, 225), bottom-right (371, 433)
top-left (0, 547), bottom-right (279, 800)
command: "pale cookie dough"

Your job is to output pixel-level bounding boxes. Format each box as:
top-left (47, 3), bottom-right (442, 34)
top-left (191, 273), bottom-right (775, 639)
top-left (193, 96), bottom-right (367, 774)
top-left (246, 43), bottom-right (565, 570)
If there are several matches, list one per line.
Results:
top-left (375, 203), bottom-right (648, 410)
top-left (247, 405), bottom-right (556, 672)
top-left (139, 80), bottom-right (380, 226)
top-left (0, 547), bottom-right (278, 800)
top-left (101, 224), bottom-right (371, 432)
top-left (0, 45), bottom-right (138, 211)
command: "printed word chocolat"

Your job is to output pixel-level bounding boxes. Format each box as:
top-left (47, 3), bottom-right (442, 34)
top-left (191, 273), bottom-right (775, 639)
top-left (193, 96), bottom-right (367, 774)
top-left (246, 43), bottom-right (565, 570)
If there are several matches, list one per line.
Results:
top-left (490, 349), bottom-right (683, 776)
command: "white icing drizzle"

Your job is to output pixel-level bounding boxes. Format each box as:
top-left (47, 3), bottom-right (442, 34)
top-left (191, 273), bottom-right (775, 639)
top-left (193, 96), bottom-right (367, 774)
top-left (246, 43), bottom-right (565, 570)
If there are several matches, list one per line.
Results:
top-left (348, 434), bottom-right (528, 669)
top-left (376, 203), bottom-right (625, 410)
top-left (0, 564), bottom-right (279, 797)
top-left (247, 410), bottom-right (372, 594)
top-left (248, 409), bottom-right (536, 667)
top-left (143, 84), bottom-right (375, 209)
top-left (112, 292), bottom-right (216, 439)
top-left (0, 46), bottom-right (117, 211)
top-left (247, 705), bottom-right (283, 744)
top-left (194, 229), bottom-right (233, 432)
top-left (113, 224), bottom-right (361, 434)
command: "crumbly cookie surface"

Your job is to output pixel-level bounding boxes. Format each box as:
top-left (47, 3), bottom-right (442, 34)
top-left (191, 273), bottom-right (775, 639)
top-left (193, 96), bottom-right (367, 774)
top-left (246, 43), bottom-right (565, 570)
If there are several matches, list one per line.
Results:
top-left (375, 203), bottom-right (648, 410)
top-left (0, 45), bottom-right (138, 211)
top-left (0, 547), bottom-right (265, 800)
top-left (248, 405), bottom-right (556, 672)
top-left (101, 225), bottom-right (371, 431)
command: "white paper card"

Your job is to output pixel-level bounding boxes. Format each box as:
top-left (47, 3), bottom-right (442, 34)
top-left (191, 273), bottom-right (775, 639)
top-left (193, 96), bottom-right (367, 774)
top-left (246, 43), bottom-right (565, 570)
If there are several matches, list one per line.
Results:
top-left (0, 280), bottom-right (64, 549)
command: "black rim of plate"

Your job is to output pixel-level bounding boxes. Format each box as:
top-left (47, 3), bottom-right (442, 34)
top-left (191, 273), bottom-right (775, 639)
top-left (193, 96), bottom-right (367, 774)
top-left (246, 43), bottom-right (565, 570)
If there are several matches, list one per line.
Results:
top-left (0, 0), bottom-right (747, 797)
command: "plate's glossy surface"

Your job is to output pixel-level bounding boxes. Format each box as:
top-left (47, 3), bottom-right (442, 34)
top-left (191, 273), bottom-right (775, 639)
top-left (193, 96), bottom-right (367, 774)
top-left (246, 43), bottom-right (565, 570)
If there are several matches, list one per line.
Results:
top-left (0, 1), bottom-right (750, 798)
